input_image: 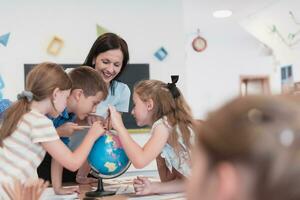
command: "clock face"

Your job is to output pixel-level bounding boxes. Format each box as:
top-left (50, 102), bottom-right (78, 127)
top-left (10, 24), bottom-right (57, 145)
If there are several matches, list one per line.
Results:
top-left (192, 36), bottom-right (207, 52)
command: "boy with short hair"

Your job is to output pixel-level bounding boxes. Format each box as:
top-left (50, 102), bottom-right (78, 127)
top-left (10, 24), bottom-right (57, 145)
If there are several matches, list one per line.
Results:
top-left (38, 66), bottom-right (108, 194)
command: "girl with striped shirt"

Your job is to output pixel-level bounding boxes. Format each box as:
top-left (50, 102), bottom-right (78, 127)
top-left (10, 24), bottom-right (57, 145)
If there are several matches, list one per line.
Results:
top-left (0, 62), bottom-right (105, 199)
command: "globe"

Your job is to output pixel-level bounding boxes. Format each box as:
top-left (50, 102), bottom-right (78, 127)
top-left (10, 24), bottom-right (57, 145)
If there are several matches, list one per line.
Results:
top-left (86, 130), bottom-right (131, 197)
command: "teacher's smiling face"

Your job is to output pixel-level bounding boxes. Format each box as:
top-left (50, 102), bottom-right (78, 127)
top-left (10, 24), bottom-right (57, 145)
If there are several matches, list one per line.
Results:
top-left (93, 49), bottom-right (124, 85)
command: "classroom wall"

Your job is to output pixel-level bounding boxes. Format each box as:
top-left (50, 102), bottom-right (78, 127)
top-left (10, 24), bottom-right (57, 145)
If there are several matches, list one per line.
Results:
top-left (0, 0), bottom-right (186, 100)
top-left (241, 0), bottom-right (300, 81)
top-left (184, 0), bottom-right (275, 118)
top-left (183, 0), bottom-right (300, 118)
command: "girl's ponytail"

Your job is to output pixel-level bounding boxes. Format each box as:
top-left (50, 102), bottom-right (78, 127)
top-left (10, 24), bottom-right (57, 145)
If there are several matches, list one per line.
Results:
top-left (0, 99), bottom-right (31, 146)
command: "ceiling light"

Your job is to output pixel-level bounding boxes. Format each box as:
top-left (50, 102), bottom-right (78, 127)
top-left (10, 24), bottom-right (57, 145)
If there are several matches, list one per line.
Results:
top-left (213, 10), bottom-right (232, 18)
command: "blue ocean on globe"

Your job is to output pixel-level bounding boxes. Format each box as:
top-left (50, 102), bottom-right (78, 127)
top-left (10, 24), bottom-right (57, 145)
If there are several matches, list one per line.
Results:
top-left (88, 131), bottom-right (130, 178)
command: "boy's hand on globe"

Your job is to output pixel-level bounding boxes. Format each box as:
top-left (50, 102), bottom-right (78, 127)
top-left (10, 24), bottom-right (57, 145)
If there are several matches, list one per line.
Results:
top-left (108, 105), bottom-right (125, 132)
top-left (133, 176), bottom-right (154, 195)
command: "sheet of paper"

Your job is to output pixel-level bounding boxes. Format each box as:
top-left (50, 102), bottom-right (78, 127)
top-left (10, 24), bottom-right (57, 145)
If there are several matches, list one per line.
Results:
top-left (103, 176), bottom-right (160, 185)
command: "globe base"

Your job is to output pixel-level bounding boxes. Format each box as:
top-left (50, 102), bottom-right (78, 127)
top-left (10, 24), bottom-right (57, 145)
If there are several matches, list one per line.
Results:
top-left (85, 178), bottom-right (116, 197)
top-left (85, 190), bottom-right (116, 197)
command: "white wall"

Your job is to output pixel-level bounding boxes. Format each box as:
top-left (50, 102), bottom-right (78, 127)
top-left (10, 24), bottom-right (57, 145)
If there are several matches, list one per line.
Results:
top-left (0, 0), bottom-right (186, 100)
top-left (241, 0), bottom-right (300, 81)
top-left (183, 0), bottom-right (280, 119)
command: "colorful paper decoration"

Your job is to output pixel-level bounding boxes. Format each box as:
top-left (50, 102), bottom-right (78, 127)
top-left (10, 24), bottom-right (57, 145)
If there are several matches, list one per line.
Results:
top-left (0, 32), bottom-right (10, 47)
top-left (96, 24), bottom-right (109, 36)
top-left (154, 47), bottom-right (168, 61)
top-left (47, 36), bottom-right (64, 56)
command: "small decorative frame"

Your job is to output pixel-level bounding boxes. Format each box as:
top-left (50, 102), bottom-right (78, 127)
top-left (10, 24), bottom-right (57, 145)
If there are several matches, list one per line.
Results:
top-left (47, 36), bottom-right (64, 56)
top-left (192, 29), bottom-right (207, 52)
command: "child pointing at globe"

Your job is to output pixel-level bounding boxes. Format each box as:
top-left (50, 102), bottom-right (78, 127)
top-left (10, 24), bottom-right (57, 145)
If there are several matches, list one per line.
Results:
top-left (108, 76), bottom-right (195, 195)
top-left (0, 63), bottom-right (106, 199)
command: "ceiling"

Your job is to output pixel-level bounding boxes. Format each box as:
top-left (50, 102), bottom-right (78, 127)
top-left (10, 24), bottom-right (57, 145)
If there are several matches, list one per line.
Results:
top-left (184, 0), bottom-right (281, 20)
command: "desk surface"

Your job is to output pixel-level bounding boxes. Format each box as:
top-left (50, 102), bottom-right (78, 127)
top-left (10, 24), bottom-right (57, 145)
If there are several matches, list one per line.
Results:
top-left (79, 184), bottom-right (128, 200)
top-left (41, 184), bottom-right (185, 200)
top-left (42, 175), bottom-right (185, 200)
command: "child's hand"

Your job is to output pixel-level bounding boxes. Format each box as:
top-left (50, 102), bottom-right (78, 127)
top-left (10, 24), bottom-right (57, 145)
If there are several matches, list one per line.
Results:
top-left (76, 161), bottom-right (98, 184)
top-left (76, 176), bottom-right (98, 184)
top-left (53, 186), bottom-right (79, 195)
top-left (57, 122), bottom-right (85, 137)
top-left (133, 176), bottom-right (154, 195)
top-left (89, 121), bottom-right (105, 140)
top-left (108, 105), bottom-right (125, 132)
top-left (87, 114), bottom-right (105, 126)
top-left (3, 178), bottom-right (49, 200)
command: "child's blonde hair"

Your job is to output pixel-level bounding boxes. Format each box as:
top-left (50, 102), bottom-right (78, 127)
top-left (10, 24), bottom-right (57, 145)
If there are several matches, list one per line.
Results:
top-left (134, 79), bottom-right (194, 154)
top-left (0, 62), bottom-right (72, 146)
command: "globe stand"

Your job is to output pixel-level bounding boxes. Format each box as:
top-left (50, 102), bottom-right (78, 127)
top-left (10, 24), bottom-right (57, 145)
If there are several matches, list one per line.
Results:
top-left (86, 130), bottom-right (132, 197)
top-left (85, 178), bottom-right (115, 197)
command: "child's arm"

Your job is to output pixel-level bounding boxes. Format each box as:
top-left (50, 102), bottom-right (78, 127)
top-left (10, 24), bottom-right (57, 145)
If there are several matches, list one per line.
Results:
top-left (76, 161), bottom-right (97, 184)
top-left (133, 176), bottom-right (185, 195)
top-left (56, 122), bottom-right (85, 137)
top-left (109, 106), bottom-right (169, 168)
top-left (41, 121), bottom-right (104, 172)
top-left (51, 159), bottom-right (79, 194)
top-left (156, 155), bottom-right (184, 182)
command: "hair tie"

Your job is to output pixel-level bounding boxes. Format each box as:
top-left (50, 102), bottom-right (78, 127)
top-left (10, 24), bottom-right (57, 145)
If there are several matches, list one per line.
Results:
top-left (167, 75), bottom-right (180, 98)
top-left (17, 91), bottom-right (33, 102)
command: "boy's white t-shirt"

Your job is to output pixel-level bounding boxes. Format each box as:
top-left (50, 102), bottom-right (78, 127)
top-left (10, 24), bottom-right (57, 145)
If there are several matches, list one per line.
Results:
top-left (0, 109), bottom-right (59, 199)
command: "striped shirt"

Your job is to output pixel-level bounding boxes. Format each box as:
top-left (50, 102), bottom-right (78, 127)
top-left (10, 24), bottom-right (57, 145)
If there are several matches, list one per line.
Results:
top-left (0, 109), bottom-right (59, 199)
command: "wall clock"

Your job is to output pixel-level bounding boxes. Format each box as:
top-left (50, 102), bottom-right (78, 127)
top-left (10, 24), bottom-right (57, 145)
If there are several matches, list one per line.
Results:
top-left (192, 35), bottom-right (207, 52)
